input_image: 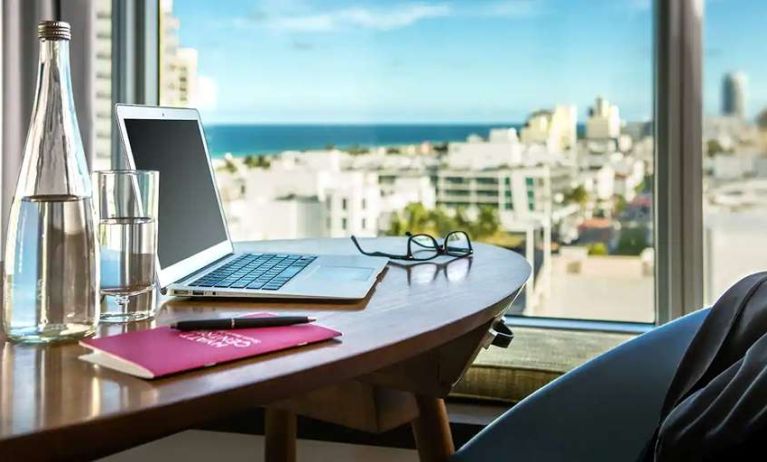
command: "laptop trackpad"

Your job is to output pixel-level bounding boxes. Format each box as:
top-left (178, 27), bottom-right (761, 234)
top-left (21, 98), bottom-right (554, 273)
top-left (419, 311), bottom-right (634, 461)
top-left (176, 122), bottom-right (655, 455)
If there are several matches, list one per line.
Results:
top-left (314, 266), bottom-right (374, 282)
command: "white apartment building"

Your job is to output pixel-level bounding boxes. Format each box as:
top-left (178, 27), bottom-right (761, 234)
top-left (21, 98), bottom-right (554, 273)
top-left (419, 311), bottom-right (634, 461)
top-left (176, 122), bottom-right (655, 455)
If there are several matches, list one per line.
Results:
top-left (435, 166), bottom-right (572, 226)
top-left (586, 96), bottom-right (622, 140)
top-left (224, 196), bottom-right (325, 241)
top-left (159, 0), bottom-right (198, 107)
top-left (579, 165), bottom-right (615, 201)
top-left (323, 174), bottom-right (381, 238)
top-left (446, 128), bottom-right (523, 170)
top-left (612, 157), bottom-right (646, 201)
top-left (93, 1), bottom-right (112, 169)
top-left (520, 105), bottom-right (577, 153)
top-left (175, 48), bottom-right (198, 107)
top-left (377, 172), bottom-right (437, 231)
top-left (212, 149), bottom-right (450, 240)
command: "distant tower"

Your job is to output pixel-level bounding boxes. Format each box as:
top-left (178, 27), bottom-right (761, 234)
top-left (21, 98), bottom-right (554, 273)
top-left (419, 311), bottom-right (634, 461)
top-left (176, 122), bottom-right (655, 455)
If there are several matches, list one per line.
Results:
top-left (722, 72), bottom-right (747, 118)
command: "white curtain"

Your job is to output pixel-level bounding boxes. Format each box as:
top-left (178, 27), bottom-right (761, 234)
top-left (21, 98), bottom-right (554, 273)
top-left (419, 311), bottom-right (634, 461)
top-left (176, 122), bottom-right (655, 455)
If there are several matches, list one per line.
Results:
top-left (0, 0), bottom-right (96, 251)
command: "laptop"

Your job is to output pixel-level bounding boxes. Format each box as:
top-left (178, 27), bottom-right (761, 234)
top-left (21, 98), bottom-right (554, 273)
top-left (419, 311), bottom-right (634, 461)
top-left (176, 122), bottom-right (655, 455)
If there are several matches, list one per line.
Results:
top-left (115, 104), bottom-right (388, 300)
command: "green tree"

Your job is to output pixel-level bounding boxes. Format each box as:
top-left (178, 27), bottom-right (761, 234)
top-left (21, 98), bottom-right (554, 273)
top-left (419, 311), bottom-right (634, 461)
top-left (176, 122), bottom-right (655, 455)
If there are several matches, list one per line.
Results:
top-left (387, 212), bottom-right (407, 236)
top-left (470, 206), bottom-right (500, 240)
top-left (453, 207), bottom-right (471, 230)
top-left (706, 139), bottom-right (732, 157)
top-left (221, 158), bottom-right (238, 174)
top-left (243, 155), bottom-right (271, 169)
top-left (615, 226), bottom-right (649, 256)
top-left (757, 107), bottom-right (767, 130)
top-left (563, 185), bottom-right (589, 207)
top-left (431, 207), bottom-right (457, 235)
top-left (588, 242), bottom-right (609, 256)
top-left (386, 203), bottom-right (433, 236)
top-left (433, 142), bottom-right (449, 154)
top-left (346, 144), bottom-right (370, 156)
top-left (614, 195), bottom-right (627, 216)
top-left (385, 203), bottom-right (501, 244)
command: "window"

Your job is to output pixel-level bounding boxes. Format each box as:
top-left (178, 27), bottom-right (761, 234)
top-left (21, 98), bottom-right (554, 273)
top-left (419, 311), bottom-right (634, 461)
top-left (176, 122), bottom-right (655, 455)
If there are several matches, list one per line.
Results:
top-left (163, 0), bottom-right (655, 324)
top-left (476, 177), bottom-right (499, 186)
top-left (703, 0), bottom-right (767, 305)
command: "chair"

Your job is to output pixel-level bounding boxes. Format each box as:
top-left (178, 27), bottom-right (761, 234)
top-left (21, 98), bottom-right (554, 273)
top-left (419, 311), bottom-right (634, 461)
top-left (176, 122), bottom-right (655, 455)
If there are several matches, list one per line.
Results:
top-left (451, 309), bottom-right (709, 462)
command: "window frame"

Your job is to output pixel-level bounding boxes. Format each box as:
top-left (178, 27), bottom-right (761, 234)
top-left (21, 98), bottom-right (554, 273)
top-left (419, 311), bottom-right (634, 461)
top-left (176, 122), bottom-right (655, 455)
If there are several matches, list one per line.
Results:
top-left (111, 0), bottom-right (159, 169)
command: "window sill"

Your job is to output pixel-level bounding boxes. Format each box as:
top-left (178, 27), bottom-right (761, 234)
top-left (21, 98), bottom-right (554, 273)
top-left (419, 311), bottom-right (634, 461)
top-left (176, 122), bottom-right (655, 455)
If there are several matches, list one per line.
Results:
top-left (452, 325), bottom-right (639, 403)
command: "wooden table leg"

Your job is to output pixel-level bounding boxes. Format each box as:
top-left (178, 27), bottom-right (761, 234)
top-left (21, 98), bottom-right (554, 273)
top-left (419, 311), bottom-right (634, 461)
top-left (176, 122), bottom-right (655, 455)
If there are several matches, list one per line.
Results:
top-left (265, 408), bottom-right (296, 462)
top-left (411, 396), bottom-right (455, 462)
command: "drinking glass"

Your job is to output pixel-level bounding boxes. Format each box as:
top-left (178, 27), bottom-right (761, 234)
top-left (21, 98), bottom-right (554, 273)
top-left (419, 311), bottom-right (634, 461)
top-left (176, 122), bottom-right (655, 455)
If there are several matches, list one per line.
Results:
top-left (93, 170), bottom-right (159, 322)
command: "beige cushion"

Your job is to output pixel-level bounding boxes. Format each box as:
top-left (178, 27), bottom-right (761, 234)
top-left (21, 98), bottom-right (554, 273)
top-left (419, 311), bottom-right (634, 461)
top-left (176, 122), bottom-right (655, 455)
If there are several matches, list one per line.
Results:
top-left (452, 327), bottom-right (635, 403)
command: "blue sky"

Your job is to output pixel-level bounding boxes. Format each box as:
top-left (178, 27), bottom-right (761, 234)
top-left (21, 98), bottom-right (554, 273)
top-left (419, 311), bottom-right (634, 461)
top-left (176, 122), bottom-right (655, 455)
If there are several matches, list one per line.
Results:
top-left (172, 0), bottom-right (767, 124)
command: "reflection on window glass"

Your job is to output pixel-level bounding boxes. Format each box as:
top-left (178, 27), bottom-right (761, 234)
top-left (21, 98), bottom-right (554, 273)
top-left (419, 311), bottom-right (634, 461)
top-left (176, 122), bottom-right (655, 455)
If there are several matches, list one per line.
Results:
top-left (162, 0), bottom-right (654, 322)
top-left (703, 0), bottom-right (767, 304)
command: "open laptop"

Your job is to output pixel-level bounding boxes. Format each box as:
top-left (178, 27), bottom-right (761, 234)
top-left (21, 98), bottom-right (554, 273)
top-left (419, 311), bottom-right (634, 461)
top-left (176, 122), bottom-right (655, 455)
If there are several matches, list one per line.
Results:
top-left (115, 104), bottom-right (388, 300)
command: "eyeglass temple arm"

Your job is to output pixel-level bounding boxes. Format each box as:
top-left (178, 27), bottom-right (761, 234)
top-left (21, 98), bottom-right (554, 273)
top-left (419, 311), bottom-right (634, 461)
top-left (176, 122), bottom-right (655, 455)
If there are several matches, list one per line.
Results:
top-left (351, 236), bottom-right (407, 259)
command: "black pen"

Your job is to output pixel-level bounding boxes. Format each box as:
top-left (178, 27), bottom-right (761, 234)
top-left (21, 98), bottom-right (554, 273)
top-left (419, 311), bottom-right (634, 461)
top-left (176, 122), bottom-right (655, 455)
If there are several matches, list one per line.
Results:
top-left (171, 316), bottom-right (316, 331)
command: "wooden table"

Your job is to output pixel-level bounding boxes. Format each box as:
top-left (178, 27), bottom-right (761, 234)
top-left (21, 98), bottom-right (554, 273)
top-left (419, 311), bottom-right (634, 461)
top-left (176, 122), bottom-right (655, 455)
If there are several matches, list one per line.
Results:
top-left (0, 238), bottom-right (530, 461)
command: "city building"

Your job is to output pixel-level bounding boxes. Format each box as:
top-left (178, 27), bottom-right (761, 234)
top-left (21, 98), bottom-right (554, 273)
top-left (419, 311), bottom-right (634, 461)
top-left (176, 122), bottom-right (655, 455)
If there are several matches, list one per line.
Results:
top-left (520, 105), bottom-right (578, 153)
top-left (585, 96), bottom-right (622, 140)
top-left (445, 128), bottom-right (523, 170)
top-left (93, 1), bottom-right (112, 170)
top-left (579, 164), bottom-right (615, 201)
top-left (159, 0), bottom-right (198, 106)
top-left (722, 71), bottom-right (747, 118)
top-left (435, 167), bottom-right (571, 223)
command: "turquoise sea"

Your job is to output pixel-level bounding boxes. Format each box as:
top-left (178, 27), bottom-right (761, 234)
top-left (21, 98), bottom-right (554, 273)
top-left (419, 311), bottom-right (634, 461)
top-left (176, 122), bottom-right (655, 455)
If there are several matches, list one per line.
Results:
top-left (202, 124), bottom-right (525, 158)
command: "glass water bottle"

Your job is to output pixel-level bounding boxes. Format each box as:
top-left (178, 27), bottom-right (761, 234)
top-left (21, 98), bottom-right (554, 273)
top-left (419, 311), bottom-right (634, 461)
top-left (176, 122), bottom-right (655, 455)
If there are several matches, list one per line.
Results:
top-left (2, 21), bottom-right (99, 343)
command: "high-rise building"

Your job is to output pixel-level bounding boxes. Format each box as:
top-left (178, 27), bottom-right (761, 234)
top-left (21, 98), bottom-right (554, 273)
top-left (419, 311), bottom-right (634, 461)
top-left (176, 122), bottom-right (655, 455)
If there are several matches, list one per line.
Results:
top-left (159, 0), bottom-right (198, 106)
top-left (93, 1), bottom-right (113, 170)
top-left (520, 105), bottom-right (577, 152)
top-left (586, 96), bottom-right (621, 140)
top-left (722, 72), bottom-right (747, 118)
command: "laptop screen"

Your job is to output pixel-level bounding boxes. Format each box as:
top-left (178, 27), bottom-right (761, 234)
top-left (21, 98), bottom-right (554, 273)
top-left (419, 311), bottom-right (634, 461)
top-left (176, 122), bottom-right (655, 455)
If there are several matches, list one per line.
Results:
top-left (123, 118), bottom-right (229, 268)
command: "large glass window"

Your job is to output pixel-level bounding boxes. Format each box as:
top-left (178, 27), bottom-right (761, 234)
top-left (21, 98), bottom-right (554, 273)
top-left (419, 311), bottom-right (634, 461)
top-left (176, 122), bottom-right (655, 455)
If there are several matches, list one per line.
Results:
top-left (161, 0), bottom-right (654, 323)
top-left (703, 0), bottom-right (767, 305)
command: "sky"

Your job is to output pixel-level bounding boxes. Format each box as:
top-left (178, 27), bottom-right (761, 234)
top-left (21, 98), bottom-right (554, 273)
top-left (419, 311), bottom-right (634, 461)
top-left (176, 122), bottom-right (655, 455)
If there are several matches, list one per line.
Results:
top-left (171, 0), bottom-right (767, 124)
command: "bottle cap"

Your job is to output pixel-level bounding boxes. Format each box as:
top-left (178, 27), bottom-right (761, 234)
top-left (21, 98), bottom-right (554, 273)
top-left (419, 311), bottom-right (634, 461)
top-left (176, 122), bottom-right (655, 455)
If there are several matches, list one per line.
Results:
top-left (38, 21), bottom-right (71, 41)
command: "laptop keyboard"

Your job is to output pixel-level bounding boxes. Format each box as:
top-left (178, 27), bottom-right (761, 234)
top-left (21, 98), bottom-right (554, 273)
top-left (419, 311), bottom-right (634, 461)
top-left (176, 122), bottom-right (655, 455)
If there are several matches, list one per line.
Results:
top-left (189, 253), bottom-right (317, 291)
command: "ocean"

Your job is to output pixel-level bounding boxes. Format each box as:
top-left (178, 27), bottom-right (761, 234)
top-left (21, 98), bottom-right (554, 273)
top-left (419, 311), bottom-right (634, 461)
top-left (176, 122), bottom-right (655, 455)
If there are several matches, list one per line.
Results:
top-left (202, 124), bottom-right (524, 158)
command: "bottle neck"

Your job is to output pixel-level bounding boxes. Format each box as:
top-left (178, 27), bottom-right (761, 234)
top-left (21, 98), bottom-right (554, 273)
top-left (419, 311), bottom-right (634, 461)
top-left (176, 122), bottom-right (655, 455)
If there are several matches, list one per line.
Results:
top-left (15, 37), bottom-right (90, 198)
top-left (32, 39), bottom-right (76, 121)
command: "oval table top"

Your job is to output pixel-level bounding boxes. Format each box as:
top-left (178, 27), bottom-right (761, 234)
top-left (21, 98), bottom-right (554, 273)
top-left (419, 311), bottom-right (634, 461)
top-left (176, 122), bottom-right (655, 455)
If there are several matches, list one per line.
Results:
top-left (0, 238), bottom-right (530, 459)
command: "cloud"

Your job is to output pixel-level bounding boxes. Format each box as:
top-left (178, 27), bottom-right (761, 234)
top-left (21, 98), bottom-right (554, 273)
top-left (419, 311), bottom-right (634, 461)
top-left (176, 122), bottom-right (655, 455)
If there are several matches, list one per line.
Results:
top-left (480, 0), bottom-right (546, 18)
top-left (242, 3), bottom-right (451, 33)
top-left (235, 1), bottom-right (545, 34)
top-left (627, 0), bottom-right (651, 11)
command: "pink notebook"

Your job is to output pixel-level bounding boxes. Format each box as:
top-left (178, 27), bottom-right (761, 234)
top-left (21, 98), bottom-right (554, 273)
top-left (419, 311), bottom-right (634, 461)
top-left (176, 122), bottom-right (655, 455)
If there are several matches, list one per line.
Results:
top-left (78, 314), bottom-right (341, 379)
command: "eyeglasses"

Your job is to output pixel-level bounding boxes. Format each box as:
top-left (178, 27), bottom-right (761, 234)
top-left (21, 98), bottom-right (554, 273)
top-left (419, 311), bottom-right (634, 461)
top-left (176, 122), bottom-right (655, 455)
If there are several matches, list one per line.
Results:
top-left (351, 231), bottom-right (473, 262)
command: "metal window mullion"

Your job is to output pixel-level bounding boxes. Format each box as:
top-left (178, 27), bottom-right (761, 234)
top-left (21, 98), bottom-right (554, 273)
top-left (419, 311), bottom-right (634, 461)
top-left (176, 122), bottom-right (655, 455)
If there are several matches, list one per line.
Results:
top-left (654, 0), bottom-right (704, 324)
top-left (111, 0), bottom-right (158, 169)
